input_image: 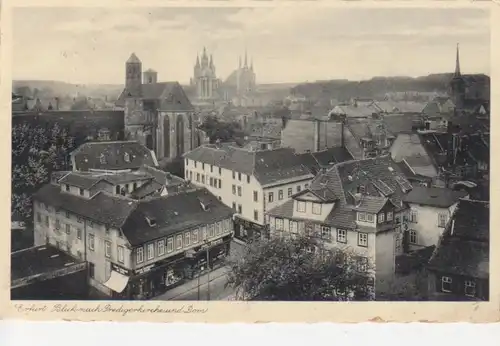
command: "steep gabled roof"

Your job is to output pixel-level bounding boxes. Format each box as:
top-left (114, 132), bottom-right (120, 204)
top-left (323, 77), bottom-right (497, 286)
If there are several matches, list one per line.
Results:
top-left (403, 186), bottom-right (468, 208)
top-left (116, 82), bottom-right (194, 111)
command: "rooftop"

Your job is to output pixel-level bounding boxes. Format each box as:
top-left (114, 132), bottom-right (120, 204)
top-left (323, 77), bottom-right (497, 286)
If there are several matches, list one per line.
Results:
top-left (11, 245), bottom-right (86, 287)
top-left (403, 186), bottom-right (468, 208)
top-left (71, 141), bottom-right (157, 172)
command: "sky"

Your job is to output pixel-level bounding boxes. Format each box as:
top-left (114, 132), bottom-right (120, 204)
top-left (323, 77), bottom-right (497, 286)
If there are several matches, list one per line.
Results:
top-left (12, 7), bottom-right (490, 85)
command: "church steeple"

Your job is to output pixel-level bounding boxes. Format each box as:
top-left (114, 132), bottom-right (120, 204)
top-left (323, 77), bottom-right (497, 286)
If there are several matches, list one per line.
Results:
top-left (244, 49), bottom-right (248, 68)
top-left (239, 56), bottom-right (242, 68)
top-left (196, 54), bottom-right (200, 67)
top-left (250, 58), bottom-right (253, 71)
top-left (454, 43), bottom-right (461, 78)
top-left (210, 54), bottom-right (214, 67)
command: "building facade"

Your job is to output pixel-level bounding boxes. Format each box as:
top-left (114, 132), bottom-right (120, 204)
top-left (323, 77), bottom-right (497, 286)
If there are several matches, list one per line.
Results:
top-left (267, 156), bottom-right (413, 294)
top-left (184, 145), bottom-right (314, 242)
top-left (190, 47), bottom-right (221, 101)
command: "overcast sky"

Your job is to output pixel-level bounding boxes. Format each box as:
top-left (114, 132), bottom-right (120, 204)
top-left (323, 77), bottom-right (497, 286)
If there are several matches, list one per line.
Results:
top-left (13, 7), bottom-right (490, 85)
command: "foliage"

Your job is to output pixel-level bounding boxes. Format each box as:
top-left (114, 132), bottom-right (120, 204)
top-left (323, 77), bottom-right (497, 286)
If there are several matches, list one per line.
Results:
top-left (199, 115), bottom-right (245, 144)
top-left (226, 235), bottom-right (374, 301)
top-left (11, 122), bottom-right (76, 225)
top-left (376, 270), bottom-right (429, 301)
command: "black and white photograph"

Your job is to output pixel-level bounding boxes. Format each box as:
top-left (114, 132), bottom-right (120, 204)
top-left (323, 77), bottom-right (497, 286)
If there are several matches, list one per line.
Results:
top-left (10, 5), bottom-right (490, 303)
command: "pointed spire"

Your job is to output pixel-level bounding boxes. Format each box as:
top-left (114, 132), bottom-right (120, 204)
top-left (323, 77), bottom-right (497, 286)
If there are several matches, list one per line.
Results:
top-left (196, 54), bottom-right (200, 67)
top-left (127, 52), bottom-right (141, 64)
top-left (454, 43), bottom-right (461, 77)
top-left (244, 49), bottom-right (248, 68)
top-left (250, 57), bottom-right (253, 71)
top-left (210, 54), bottom-right (214, 67)
top-left (203, 46), bottom-right (207, 58)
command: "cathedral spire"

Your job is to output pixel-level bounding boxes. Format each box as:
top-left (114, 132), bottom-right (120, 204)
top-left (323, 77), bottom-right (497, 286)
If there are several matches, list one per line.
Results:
top-left (244, 49), bottom-right (248, 68)
top-left (196, 54), bottom-right (200, 67)
top-left (210, 54), bottom-right (214, 67)
top-left (250, 57), bottom-right (253, 71)
top-left (203, 46), bottom-right (207, 58)
top-left (239, 56), bottom-right (242, 68)
top-left (454, 43), bottom-right (461, 77)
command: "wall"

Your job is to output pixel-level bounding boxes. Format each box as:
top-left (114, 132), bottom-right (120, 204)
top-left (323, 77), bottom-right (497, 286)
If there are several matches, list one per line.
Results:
top-left (375, 230), bottom-right (396, 293)
top-left (291, 196), bottom-right (335, 222)
top-left (407, 202), bottom-right (457, 250)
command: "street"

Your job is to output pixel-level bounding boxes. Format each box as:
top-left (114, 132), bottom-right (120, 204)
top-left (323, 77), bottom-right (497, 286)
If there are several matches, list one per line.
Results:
top-left (152, 239), bottom-right (247, 301)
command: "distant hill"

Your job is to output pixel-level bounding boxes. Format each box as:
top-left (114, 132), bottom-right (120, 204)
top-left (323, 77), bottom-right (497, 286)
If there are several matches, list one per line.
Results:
top-left (12, 80), bottom-right (123, 100)
top-left (291, 74), bottom-right (490, 102)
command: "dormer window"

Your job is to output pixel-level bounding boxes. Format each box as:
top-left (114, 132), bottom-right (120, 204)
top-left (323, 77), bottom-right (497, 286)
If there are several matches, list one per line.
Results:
top-left (100, 153), bottom-right (107, 164)
top-left (124, 152), bottom-right (130, 163)
top-left (146, 216), bottom-right (157, 227)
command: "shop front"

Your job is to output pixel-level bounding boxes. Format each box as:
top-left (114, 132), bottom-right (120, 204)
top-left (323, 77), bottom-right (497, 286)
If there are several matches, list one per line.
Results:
top-left (186, 236), bottom-right (232, 277)
top-left (234, 216), bottom-right (269, 243)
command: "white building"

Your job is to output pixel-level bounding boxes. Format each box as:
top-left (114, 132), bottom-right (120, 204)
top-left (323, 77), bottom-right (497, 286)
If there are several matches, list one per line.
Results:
top-left (402, 186), bottom-right (468, 251)
top-left (184, 145), bottom-right (315, 241)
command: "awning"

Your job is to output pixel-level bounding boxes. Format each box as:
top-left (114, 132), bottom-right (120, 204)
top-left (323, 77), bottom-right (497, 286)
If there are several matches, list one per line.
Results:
top-left (103, 271), bottom-right (129, 293)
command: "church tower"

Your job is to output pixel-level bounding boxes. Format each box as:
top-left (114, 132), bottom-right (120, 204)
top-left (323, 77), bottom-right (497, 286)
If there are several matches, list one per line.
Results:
top-left (450, 44), bottom-right (466, 109)
top-left (125, 53), bottom-right (142, 97)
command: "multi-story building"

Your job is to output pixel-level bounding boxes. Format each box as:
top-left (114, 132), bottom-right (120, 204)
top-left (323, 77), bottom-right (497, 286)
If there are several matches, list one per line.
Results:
top-left (427, 199), bottom-right (489, 301)
top-left (32, 167), bottom-right (232, 299)
top-left (402, 186), bottom-right (468, 251)
top-left (266, 156), bottom-right (413, 293)
top-left (184, 145), bottom-right (315, 241)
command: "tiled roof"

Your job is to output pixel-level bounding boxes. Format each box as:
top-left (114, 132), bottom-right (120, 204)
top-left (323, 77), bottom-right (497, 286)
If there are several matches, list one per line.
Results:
top-left (395, 161), bottom-right (432, 183)
top-left (121, 188), bottom-right (234, 246)
top-left (116, 82), bottom-right (194, 111)
top-left (266, 199), bottom-right (294, 218)
top-left (33, 184), bottom-right (138, 229)
top-left (130, 181), bottom-right (164, 199)
top-left (403, 186), bottom-right (468, 208)
top-left (71, 141), bottom-right (157, 171)
top-left (332, 104), bottom-right (379, 118)
top-left (309, 156), bottom-right (412, 229)
top-left (58, 172), bottom-right (102, 189)
top-left (185, 146), bottom-right (313, 186)
top-left (383, 114), bottom-right (418, 134)
top-left (352, 196), bottom-right (391, 213)
top-left (428, 200), bottom-right (489, 279)
top-left (312, 147), bottom-right (354, 167)
top-left (374, 101), bottom-right (426, 114)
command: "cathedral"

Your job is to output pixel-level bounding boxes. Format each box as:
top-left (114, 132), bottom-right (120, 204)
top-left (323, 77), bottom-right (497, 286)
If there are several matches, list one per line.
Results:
top-left (190, 47), bottom-right (221, 101)
top-left (116, 53), bottom-right (207, 163)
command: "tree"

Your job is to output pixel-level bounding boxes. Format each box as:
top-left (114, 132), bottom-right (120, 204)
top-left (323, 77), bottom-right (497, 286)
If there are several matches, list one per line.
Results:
top-left (199, 116), bottom-right (245, 144)
top-left (226, 235), bottom-right (374, 301)
top-left (11, 122), bottom-right (76, 226)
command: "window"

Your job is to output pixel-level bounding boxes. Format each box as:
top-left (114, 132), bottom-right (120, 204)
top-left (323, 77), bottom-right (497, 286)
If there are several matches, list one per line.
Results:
top-left (124, 152), bottom-right (130, 162)
top-left (100, 154), bottom-right (106, 164)
top-left (278, 189), bottom-right (283, 200)
top-left (409, 230), bottom-right (417, 244)
top-left (237, 186), bottom-right (242, 196)
top-left (232, 171), bottom-right (235, 179)
top-left (192, 229), bottom-right (199, 243)
top-left (386, 211), bottom-right (393, 221)
top-left (358, 232), bottom-right (368, 247)
top-left (216, 222), bottom-right (222, 235)
top-left (105, 226), bottom-right (110, 236)
top-left (253, 191), bottom-right (258, 202)
top-left (219, 167), bottom-right (222, 175)
top-left (194, 161), bottom-right (197, 168)
top-left (185, 158), bottom-right (189, 166)
top-left (312, 203), bottom-right (322, 215)
top-left (201, 175), bottom-right (205, 184)
top-left (366, 213), bottom-right (374, 222)
top-left (105, 241), bottom-right (111, 258)
top-left (176, 235), bottom-right (183, 249)
top-left (337, 229), bottom-right (347, 243)
top-left (65, 211), bottom-right (70, 219)
top-left (196, 173), bottom-right (200, 182)
top-left (254, 210), bottom-right (259, 221)
top-left (88, 234), bottom-right (95, 251)
top-left (167, 238), bottom-right (173, 252)
top-left (288, 188), bottom-right (293, 197)
top-left (358, 257), bottom-right (368, 272)
top-left (45, 215), bottom-right (49, 227)
top-left (247, 175), bottom-right (250, 183)
top-left (136, 248), bottom-right (144, 263)
top-left (232, 202), bottom-right (236, 211)
top-left (268, 192), bottom-right (274, 203)
top-left (238, 172), bottom-right (242, 181)
top-left (409, 209), bottom-right (418, 223)
top-left (145, 243), bottom-right (154, 260)
top-left (209, 177), bottom-right (213, 187)
top-left (79, 188), bottom-right (84, 196)
top-left (65, 184), bottom-right (70, 192)
top-left (158, 239), bottom-right (166, 256)
top-left (209, 224), bottom-right (215, 238)
top-left (438, 213), bottom-right (447, 228)
top-left (378, 213), bottom-right (385, 223)
top-left (297, 185), bottom-right (301, 193)
top-left (55, 219), bottom-right (61, 230)
top-left (276, 218), bottom-right (284, 231)
top-left (296, 201), bottom-right (306, 212)
top-left (115, 185), bottom-right (120, 194)
top-left (116, 246), bottom-right (124, 263)
top-left (238, 204), bottom-right (242, 214)
top-left (464, 280), bottom-right (476, 297)
top-left (321, 226), bottom-right (331, 240)
top-left (210, 164), bottom-right (213, 173)
top-left (232, 185), bottom-right (236, 195)
top-left (88, 221), bottom-right (94, 228)
top-left (77, 217), bottom-right (83, 224)
top-left (218, 179), bottom-right (222, 189)
top-left (202, 226), bottom-right (207, 240)
top-left (65, 224), bottom-right (70, 234)
top-left (89, 263), bottom-right (95, 278)
top-left (36, 212), bottom-right (41, 223)
top-left (184, 232), bottom-right (191, 246)
top-left (223, 219), bottom-right (230, 231)
top-left (77, 228), bottom-right (82, 240)
top-left (202, 163), bottom-right (205, 170)
top-left (190, 171), bottom-right (193, 181)
top-left (441, 276), bottom-right (452, 292)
